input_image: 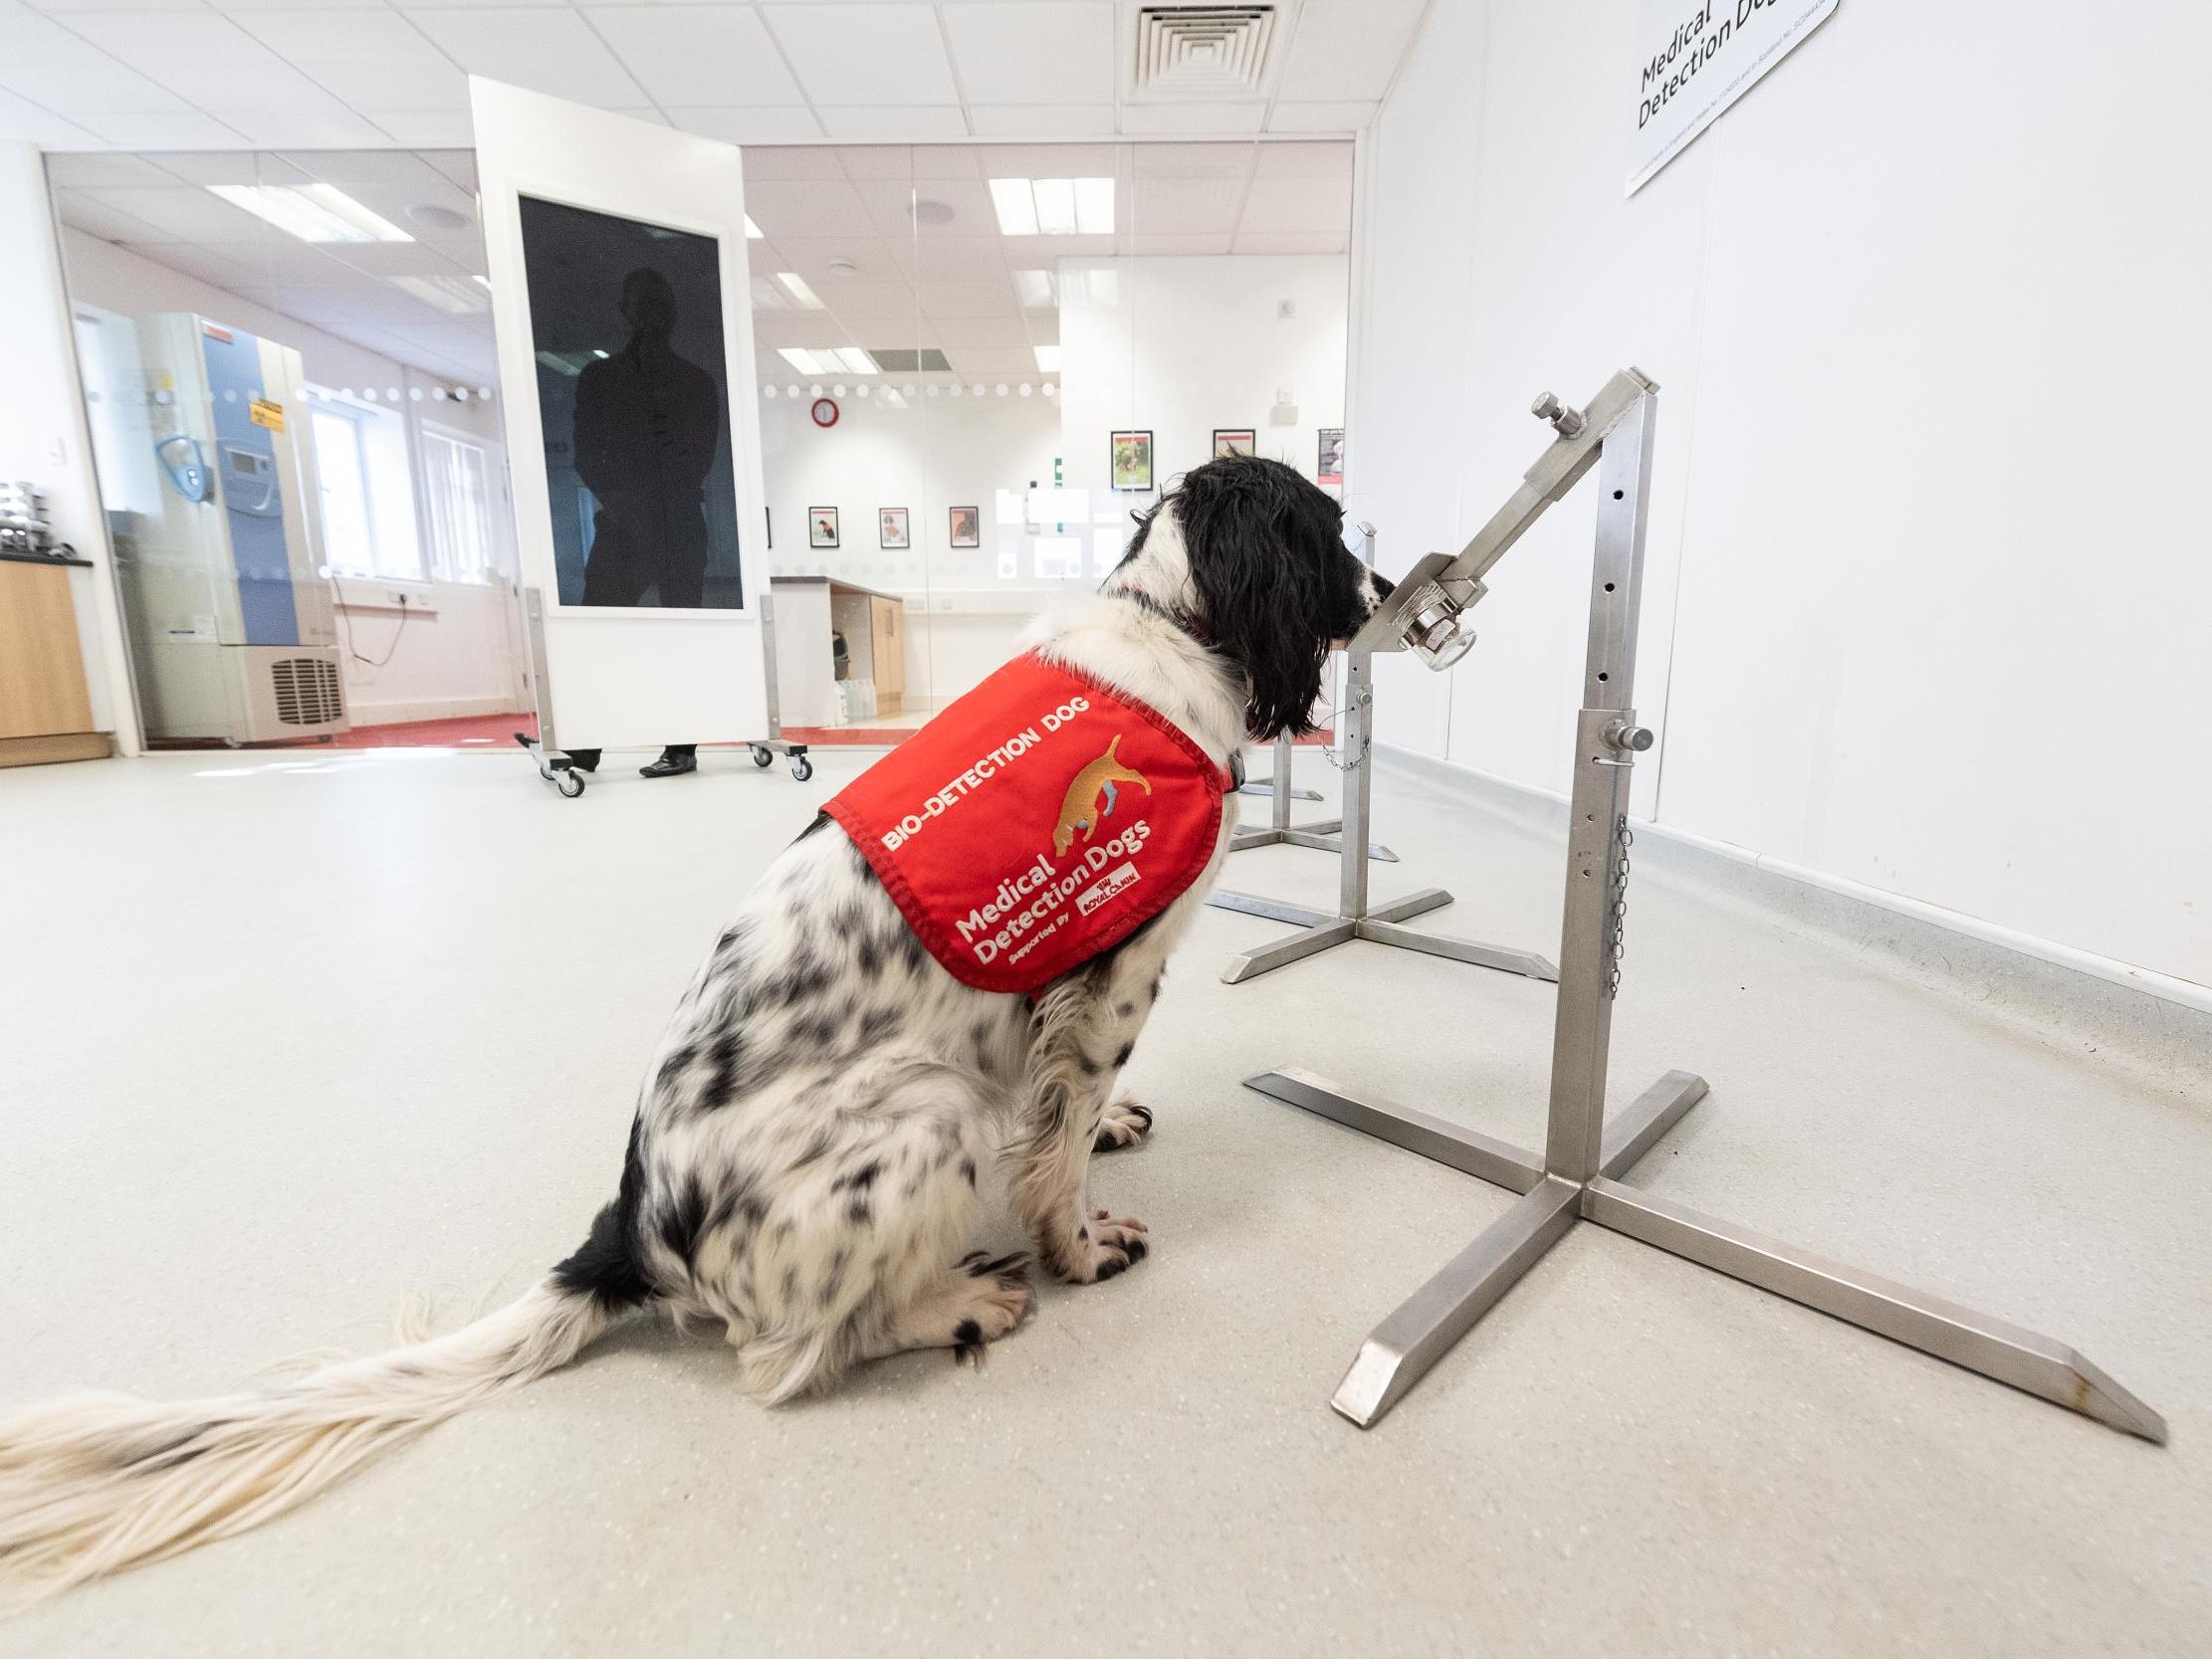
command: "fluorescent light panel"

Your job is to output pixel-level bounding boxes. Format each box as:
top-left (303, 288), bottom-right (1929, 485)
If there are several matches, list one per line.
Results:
top-left (745, 215), bottom-right (763, 239)
top-left (989, 178), bottom-right (1114, 238)
top-left (207, 182), bottom-right (412, 245)
top-left (1033, 345), bottom-right (1060, 371)
top-left (776, 272), bottom-right (824, 310)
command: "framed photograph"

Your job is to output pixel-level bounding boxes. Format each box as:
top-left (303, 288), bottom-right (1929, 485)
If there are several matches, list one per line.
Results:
top-left (808, 507), bottom-right (839, 549)
top-left (879, 507), bottom-right (909, 549)
top-left (948, 505), bottom-right (981, 548)
top-left (1214, 428), bottom-right (1256, 459)
top-left (1316, 427), bottom-right (1346, 487)
top-left (1110, 429), bottom-right (1154, 492)
top-left (517, 194), bottom-right (744, 610)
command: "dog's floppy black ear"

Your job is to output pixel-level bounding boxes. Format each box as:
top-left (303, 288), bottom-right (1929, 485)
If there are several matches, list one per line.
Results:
top-left (1175, 456), bottom-right (1349, 738)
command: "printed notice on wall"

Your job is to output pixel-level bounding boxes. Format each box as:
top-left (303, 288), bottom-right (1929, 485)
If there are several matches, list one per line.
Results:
top-left (1627, 0), bottom-right (1838, 195)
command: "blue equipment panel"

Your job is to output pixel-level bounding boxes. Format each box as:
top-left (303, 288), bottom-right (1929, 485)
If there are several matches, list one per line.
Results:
top-left (201, 323), bottom-right (300, 646)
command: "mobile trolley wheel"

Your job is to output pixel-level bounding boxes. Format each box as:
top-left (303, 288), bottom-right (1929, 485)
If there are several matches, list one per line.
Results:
top-left (514, 731), bottom-right (586, 798)
top-left (748, 739), bottom-right (811, 782)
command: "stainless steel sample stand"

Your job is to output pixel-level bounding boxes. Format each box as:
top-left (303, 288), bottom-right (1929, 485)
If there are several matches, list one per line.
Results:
top-left (1235, 734), bottom-right (1323, 804)
top-left (1204, 515), bottom-right (1556, 986)
top-left (1244, 368), bottom-right (2165, 1444)
top-left (1227, 731), bottom-right (1397, 862)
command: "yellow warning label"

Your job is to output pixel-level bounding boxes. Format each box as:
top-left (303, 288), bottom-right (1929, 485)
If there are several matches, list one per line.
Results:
top-left (249, 398), bottom-right (285, 433)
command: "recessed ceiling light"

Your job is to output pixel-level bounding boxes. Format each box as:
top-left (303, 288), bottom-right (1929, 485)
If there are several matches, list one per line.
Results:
top-left (207, 182), bottom-right (412, 245)
top-left (833, 346), bottom-right (877, 375)
top-left (1033, 345), bottom-right (1061, 371)
top-left (407, 202), bottom-right (470, 231)
top-left (777, 273), bottom-right (824, 310)
top-left (989, 178), bottom-right (1114, 238)
top-left (471, 275), bottom-right (492, 291)
top-left (750, 276), bottom-right (786, 311)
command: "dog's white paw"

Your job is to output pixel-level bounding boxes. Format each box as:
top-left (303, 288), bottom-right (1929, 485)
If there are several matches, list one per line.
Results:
top-left (949, 1252), bottom-right (1036, 1363)
top-left (1056, 1209), bottom-right (1149, 1284)
top-left (1092, 1097), bottom-right (1154, 1152)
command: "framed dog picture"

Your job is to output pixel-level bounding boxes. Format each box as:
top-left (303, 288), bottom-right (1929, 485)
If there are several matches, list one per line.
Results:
top-left (1214, 428), bottom-right (1255, 459)
top-left (949, 505), bottom-right (981, 548)
top-left (1110, 430), bottom-right (1154, 492)
top-left (808, 507), bottom-right (839, 549)
top-left (1316, 428), bottom-right (1345, 487)
top-left (879, 508), bottom-right (909, 549)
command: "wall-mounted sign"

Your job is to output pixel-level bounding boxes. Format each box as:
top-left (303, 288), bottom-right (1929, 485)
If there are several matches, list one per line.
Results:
top-left (1626, 0), bottom-right (1838, 196)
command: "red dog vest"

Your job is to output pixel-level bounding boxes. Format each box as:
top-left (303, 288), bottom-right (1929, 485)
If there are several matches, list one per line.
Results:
top-left (825, 653), bottom-right (1232, 994)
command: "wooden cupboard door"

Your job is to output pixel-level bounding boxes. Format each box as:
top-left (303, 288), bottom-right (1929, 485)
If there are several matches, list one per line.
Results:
top-left (870, 597), bottom-right (905, 712)
top-left (0, 562), bottom-right (96, 740)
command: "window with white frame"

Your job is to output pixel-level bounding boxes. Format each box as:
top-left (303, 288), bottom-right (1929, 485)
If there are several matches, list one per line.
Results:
top-left (419, 428), bottom-right (503, 584)
top-left (310, 404), bottom-right (389, 578)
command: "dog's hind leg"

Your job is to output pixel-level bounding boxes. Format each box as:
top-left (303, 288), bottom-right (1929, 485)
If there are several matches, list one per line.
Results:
top-left (856, 1252), bottom-right (1034, 1365)
top-left (704, 1056), bottom-right (1017, 1400)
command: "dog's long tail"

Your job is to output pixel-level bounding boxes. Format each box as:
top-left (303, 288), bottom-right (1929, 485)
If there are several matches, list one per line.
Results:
top-left (0, 1216), bottom-right (645, 1603)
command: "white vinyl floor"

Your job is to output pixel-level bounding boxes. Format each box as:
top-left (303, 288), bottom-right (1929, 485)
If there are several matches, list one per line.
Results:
top-left (1, 744), bottom-right (2206, 1657)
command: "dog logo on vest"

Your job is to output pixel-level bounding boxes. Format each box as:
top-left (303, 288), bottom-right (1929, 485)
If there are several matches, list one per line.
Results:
top-left (1052, 735), bottom-right (1151, 858)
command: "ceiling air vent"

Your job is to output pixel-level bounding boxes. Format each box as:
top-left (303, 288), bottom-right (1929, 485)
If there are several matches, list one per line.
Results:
top-left (1131, 5), bottom-right (1278, 101)
top-left (867, 348), bottom-right (953, 373)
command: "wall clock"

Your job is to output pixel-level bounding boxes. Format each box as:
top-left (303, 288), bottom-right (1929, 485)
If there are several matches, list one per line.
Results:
top-left (810, 397), bottom-right (839, 428)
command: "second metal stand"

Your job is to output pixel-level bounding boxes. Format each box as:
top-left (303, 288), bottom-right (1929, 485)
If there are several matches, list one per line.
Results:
top-left (1207, 650), bottom-right (1558, 986)
top-left (1228, 731), bottom-right (1397, 862)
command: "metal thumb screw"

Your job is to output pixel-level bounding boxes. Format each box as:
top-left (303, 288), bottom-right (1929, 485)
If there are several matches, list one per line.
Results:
top-left (1532, 392), bottom-right (1587, 438)
top-left (1606, 722), bottom-right (1655, 752)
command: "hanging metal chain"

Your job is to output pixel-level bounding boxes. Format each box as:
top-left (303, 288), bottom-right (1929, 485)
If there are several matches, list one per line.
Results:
top-left (1605, 814), bottom-right (1633, 998)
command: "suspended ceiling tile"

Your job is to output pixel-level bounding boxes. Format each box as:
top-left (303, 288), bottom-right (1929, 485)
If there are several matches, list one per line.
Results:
top-left (763, 4), bottom-right (960, 106)
top-left (585, 7), bottom-right (807, 107)
top-left (147, 151), bottom-right (314, 185)
top-left (58, 12), bottom-right (374, 126)
top-left (421, 149), bottom-right (477, 189)
top-left (72, 184), bottom-right (271, 241)
top-left (913, 278), bottom-right (1019, 317)
top-left (0, 89), bottom-right (100, 147)
top-left (887, 234), bottom-right (1008, 280)
top-left (967, 104), bottom-right (1115, 139)
top-left (1132, 142), bottom-right (1252, 178)
top-left (321, 241), bottom-right (473, 279)
top-left (44, 152), bottom-right (182, 188)
top-left (1276, 0), bottom-right (1424, 104)
top-left (908, 145), bottom-right (983, 180)
top-left (1125, 173), bottom-right (1244, 235)
top-left (815, 105), bottom-right (970, 141)
top-left (671, 107), bottom-right (826, 145)
top-left (927, 314), bottom-right (1032, 349)
top-left (1236, 171), bottom-right (1350, 235)
top-left (406, 8), bottom-right (650, 109)
top-left (51, 188), bottom-right (169, 242)
top-left (1117, 103), bottom-right (1265, 136)
top-left (1265, 101), bottom-right (1375, 133)
top-left (70, 110), bottom-right (250, 147)
top-left (365, 110), bottom-right (479, 148)
top-left (1251, 139), bottom-right (1354, 177)
top-left (282, 149), bottom-right (450, 188)
top-left (745, 176), bottom-right (878, 239)
top-left (0, 7), bottom-right (197, 113)
top-left (814, 280), bottom-right (922, 319)
top-left (768, 234), bottom-right (907, 284)
top-left (942, 1), bottom-right (1113, 106)
top-left (741, 144), bottom-right (849, 181)
top-left (231, 10), bottom-right (470, 113)
top-left (978, 141), bottom-right (1121, 178)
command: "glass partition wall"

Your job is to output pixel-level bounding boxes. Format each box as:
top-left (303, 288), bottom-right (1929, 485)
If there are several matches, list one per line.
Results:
top-left (747, 138), bottom-right (1354, 738)
top-left (48, 136), bottom-right (1352, 751)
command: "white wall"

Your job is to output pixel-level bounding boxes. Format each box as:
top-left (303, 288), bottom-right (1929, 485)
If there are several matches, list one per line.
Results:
top-left (58, 226), bottom-right (527, 729)
top-left (1354, 0), bottom-right (2212, 992)
top-left (0, 144), bottom-right (135, 750)
top-left (1059, 254), bottom-right (1348, 498)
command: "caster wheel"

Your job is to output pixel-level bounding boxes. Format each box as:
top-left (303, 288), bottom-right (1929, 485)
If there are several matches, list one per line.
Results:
top-left (751, 743), bottom-right (774, 767)
top-left (790, 756), bottom-right (813, 782)
top-left (556, 769), bottom-right (585, 797)
top-left (538, 763), bottom-right (555, 783)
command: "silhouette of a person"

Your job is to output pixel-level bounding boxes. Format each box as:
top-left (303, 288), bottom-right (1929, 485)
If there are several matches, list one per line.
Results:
top-left (563, 266), bottom-right (723, 777)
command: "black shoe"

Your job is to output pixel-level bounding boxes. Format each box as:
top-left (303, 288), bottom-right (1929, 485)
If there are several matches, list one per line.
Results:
top-left (639, 750), bottom-right (697, 779)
